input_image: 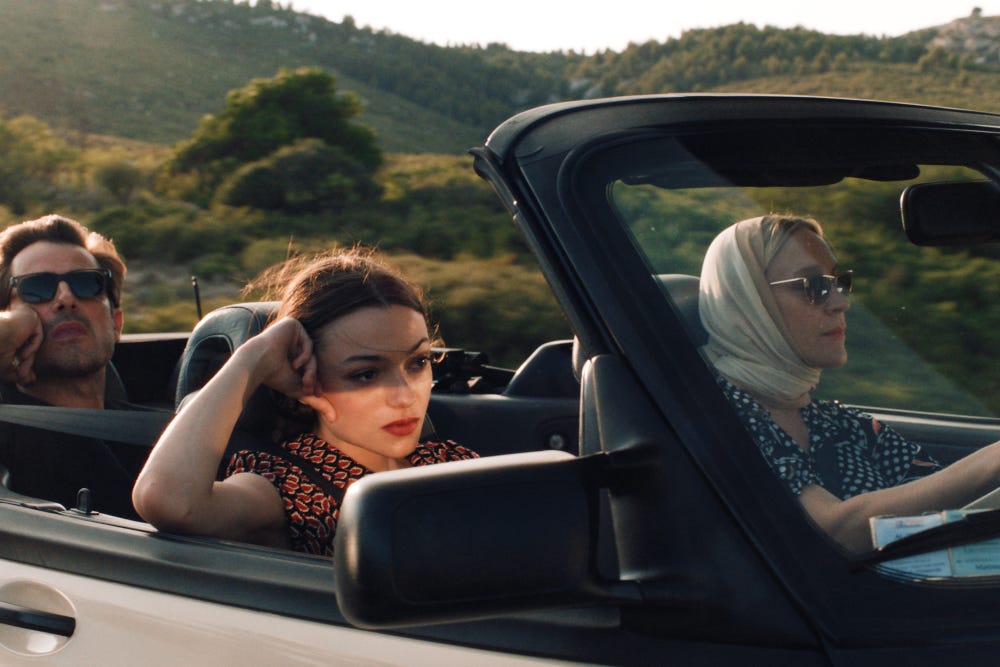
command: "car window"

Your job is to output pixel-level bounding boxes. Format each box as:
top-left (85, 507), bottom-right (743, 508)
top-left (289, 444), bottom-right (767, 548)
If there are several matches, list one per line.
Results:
top-left (608, 147), bottom-right (998, 419)
top-left (590, 126), bottom-right (1000, 583)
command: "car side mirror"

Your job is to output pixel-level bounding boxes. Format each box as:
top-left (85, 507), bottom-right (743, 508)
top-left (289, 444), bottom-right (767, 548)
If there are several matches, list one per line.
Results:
top-left (333, 450), bottom-right (620, 628)
top-left (901, 180), bottom-right (1000, 245)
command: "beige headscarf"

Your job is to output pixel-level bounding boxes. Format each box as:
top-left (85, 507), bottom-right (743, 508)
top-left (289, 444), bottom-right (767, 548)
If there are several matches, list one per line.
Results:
top-left (698, 215), bottom-right (824, 409)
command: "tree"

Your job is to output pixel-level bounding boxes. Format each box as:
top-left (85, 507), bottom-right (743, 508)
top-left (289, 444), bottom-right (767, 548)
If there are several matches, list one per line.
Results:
top-left (0, 115), bottom-right (76, 213)
top-left (215, 138), bottom-right (382, 212)
top-left (917, 47), bottom-right (959, 73)
top-left (167, 67), bottom-right (382, 206)
top-left (94, 160), bottom-right (144, 204)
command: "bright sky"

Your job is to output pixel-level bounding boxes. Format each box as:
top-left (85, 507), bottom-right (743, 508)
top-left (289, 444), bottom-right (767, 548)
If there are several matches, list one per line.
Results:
top-left (287, 1), bottom-right (1000, 53)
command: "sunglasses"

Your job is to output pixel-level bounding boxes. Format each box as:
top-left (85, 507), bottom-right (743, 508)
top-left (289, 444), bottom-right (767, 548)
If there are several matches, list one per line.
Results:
top-left (768, 270), bottom-right (853, 305)
top-left (9, 269), bottom-right (113, 304)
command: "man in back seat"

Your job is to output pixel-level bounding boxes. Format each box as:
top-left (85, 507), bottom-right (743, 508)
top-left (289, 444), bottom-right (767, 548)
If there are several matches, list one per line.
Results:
top-left (0, 214), bottom-right (138, 518)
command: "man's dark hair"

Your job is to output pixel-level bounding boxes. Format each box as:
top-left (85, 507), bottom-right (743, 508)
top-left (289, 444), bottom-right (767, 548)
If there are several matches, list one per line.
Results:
top-left (0, 215), bottom-right (126, 309)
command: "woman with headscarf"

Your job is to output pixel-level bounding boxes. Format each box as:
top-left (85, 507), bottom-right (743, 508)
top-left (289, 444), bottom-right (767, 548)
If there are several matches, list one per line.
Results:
top-left (699, 214), bottom-right (1000, 552)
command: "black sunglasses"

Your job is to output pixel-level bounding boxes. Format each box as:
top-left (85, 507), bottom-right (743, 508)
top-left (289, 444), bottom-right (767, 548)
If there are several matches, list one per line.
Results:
top-left (769, 270), bottom-right (853, 305)
top-left (9, 269), bottom-right (113, 305)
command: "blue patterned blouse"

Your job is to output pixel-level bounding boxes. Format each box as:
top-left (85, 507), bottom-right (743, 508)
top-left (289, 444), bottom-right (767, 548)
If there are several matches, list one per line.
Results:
top-left (718, 377), bottom-right (941, 499)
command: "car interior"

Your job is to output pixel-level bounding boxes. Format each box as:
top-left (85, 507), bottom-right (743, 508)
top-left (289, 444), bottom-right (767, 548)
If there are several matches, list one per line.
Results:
top-left (4, 219), bottom-right (999, 555)
top-left (171, 299), bottom-right (582, 459)
top-left (591, 122), bottom-right (1000, 473)
top-left (0, 298), bottom-right (583, 522)
top-left (4, 105), bottom-right (1000, 578)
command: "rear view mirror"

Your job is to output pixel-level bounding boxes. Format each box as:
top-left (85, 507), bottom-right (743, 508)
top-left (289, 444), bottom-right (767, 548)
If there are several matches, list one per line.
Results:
top-left (901, 180), bottom-right (1000, 245)
top-left (333, 451), bottom-right (615, 628)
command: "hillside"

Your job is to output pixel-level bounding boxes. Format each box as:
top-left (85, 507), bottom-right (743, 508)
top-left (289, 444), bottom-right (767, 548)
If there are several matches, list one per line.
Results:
top-left (0, 1), bottom-right (997, 155)
top-left (931, 8), bottom-right (1000, 65)
top-left (0, 0), bottom-right (489, 152)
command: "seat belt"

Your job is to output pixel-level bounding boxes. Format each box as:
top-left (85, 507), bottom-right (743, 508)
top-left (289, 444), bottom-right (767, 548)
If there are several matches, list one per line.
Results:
top-left (0, 404), bottom-right (173, 445)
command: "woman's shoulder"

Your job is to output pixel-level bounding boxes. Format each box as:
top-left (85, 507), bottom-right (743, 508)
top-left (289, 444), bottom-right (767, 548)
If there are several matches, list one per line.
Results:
top-left (227, 432), bottom-right (336, 475)
top-left (808, 399), bottom-right (897, 439)
top-left (716, 375), bottom-right (769, 415)
top-left (411, 439), bottom-right (479, 464)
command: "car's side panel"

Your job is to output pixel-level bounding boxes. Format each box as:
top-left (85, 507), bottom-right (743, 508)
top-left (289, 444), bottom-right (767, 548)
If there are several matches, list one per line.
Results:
top-left (0, 491), bottom-right (832, 665)
top-left (0, 560), bottom-right (562, 666)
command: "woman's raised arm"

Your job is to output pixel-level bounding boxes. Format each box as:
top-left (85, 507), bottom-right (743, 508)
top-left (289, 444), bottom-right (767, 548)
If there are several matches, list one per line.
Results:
top-left (132, 317), bottom-right (317, 547)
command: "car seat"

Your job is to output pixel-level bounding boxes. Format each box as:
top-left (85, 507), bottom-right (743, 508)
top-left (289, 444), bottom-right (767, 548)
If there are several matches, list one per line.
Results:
top-left (570, 274), bottom-right (706, 382)
top-left (174, 302), bottom-right (278, 407)
top-left (655, 274), bottom-right (707, 347)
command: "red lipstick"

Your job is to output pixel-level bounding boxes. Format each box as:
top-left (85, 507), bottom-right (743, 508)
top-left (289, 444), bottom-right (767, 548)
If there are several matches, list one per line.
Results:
top-left (383, 418), bottom-right (420, 437)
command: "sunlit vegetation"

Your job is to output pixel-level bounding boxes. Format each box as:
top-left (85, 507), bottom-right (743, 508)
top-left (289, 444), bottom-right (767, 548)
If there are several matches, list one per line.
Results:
top-left (1, 1), bottom-right (998, 377)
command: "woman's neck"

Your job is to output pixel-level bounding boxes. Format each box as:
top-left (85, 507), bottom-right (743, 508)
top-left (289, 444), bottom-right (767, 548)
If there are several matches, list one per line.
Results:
top-left (313, 425), bottom-right (412, 472)
top-left (722, 373), bottom-right (812, 411)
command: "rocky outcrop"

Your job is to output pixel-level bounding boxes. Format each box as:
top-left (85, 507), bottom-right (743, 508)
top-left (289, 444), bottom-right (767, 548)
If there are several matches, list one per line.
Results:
top-left (929, 9), bottom-right (1000, 66)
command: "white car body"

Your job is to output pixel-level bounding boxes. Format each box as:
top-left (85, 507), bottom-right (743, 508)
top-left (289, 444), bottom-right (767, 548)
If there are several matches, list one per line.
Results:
top-left (1, 558), bottom-right (567, 666)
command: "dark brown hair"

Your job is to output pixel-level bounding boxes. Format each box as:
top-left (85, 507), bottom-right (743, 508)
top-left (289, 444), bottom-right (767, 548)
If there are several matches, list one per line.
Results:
top-left (245, 246), bottom-right (434, 439)
top-left (0, 215), bottom-right (126, 309)
top-left (246, 245), bottom-right (431, 337)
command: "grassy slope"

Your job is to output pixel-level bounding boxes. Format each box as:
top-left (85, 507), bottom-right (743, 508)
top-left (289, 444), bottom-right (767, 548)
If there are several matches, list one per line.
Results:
top-left (0, 0), bottom-right (483, 153)
top-left (707, 64), bottom-right (1000, 112)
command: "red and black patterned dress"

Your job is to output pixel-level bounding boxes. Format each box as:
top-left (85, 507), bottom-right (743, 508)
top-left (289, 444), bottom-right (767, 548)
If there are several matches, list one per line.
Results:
top-left (224, 433), bottom-right (478, 556)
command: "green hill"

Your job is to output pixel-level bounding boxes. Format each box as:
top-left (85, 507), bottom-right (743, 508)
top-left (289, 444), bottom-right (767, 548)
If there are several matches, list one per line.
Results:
top-left (0, 1), bottom-right (997, 155)
top-left (0, 0), bottom-right (487, 152)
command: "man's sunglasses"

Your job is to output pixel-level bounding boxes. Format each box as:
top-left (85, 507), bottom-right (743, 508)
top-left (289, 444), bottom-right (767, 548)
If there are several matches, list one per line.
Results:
top-left (9, 269), bottom-right (113, 304)
top-left (768, 270), bottom-right (853, 305)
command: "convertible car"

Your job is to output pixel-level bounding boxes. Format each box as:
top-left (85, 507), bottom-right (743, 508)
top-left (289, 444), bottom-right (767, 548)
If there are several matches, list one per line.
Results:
top-left (3, 95), bottom-right (1000, 665)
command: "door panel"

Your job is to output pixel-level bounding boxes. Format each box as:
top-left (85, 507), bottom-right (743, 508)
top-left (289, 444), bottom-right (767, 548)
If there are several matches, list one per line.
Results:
top-left (0, 560), bottom-right (557, 666)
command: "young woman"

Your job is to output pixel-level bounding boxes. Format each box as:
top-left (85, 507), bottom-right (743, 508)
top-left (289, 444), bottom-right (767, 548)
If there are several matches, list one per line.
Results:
top-left (133, 247), bottom-right (477, 555)
top-left (699, 215), bottom-right (1000, 552)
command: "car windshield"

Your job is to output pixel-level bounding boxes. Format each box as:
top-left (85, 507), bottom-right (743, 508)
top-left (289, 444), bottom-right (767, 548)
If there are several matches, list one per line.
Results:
top-left (597, 126), bottom-right (1000, 418)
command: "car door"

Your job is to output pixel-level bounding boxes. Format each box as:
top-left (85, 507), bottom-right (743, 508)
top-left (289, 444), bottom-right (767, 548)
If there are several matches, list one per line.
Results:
top-left (0, 501), bottom-right (588, 665)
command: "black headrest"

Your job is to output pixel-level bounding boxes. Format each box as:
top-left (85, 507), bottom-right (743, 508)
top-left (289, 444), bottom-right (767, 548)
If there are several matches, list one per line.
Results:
top-left (174, 302), bottom-right (278, 407)
top-left (505, 340), bottom-right (577, 398)
top-left (655, 274), bottom-right (707, 347)
top-left (571, 274), bottom-right (705, 381)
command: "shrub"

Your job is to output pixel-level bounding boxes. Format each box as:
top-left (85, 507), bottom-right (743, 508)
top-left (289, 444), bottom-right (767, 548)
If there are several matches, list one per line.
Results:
top-left (93, 160), bottom-right (145, 204)
top-left (214, 139), bottom-right (382, 213)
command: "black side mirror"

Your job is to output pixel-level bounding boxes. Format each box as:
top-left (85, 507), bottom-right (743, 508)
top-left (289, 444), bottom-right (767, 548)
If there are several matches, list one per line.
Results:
top-left (901, 180), bottom-right (1000, 245)
top-left (333, 451), bottom-right (625, 628)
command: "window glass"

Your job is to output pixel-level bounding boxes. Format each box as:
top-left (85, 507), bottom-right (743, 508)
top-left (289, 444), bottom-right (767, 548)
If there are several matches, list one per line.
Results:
top-left (609, 164), bottom-right (999, 418)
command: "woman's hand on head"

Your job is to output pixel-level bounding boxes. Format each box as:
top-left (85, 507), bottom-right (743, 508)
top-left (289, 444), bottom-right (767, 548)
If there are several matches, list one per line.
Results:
top-left (240, 317), bottom-right (319, 398)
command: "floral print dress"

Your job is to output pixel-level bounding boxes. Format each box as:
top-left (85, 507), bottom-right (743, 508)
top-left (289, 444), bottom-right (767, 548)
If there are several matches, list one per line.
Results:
top-left (226, 432), bottom-right (478, 556)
